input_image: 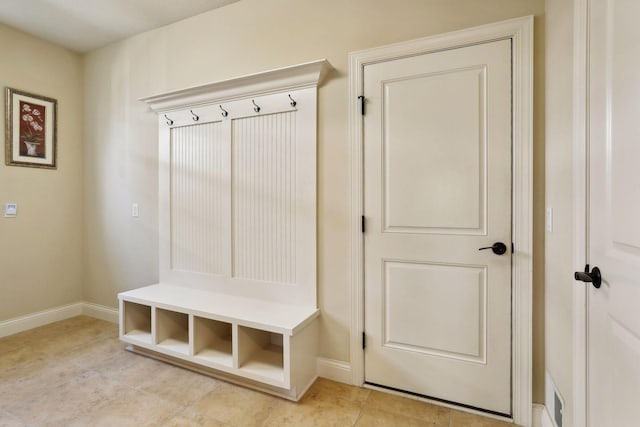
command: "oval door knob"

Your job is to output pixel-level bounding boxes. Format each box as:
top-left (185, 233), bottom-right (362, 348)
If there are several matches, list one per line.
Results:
top-left (574, 264), bottom-right (602, 289)
top-left (478, 242), bottom-right (507, 255)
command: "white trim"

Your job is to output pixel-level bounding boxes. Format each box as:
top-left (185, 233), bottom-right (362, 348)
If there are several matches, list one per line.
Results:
top-left (140, 59), bottom-right (332, 113)
top-left (316, 357), bottom-right (352, 384)
top-left (573, 2), bottom-right (589, 427)
top-left (82, 302), bottom-right (119, 323)
top-left (0, 302), bottom-right (83, 338)
top-left (0, 302), bottom-right (119, 338)
top-left (510, 16), bottom-right (535, 427)
top-left (348, 16), bottom-right (534, 426)
top-left (533, 404), bottom-right (555, 427)
top-left (545, 372), bottom-right (565, 427)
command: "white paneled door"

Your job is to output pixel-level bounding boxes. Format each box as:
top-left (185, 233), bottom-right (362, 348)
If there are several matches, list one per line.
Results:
top-left (587, 1), bottom-right (640, 425)
top-left (363, 39), bottom-right (513, 414)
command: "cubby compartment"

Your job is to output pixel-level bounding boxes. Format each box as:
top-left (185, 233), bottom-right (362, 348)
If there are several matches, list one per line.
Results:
top-left (156, 308), bottom-right (189, 355)
top-left (122, 301), bottom-right (152, 344)
top-left (193, 316), bottom-right (233, 368)
top-left (237, 326), bottom-right (285, 383)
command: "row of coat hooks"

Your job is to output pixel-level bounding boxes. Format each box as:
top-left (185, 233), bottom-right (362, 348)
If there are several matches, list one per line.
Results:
top-left (163, 94), bottom-right (298, 125)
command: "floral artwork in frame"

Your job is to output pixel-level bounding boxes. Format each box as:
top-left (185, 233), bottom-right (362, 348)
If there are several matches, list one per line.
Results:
top-left (5, 87), bottom-right (57, 169)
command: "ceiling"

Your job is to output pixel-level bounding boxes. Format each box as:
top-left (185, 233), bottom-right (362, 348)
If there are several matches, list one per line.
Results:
top-left (0, 0), bottom-right (240, 53)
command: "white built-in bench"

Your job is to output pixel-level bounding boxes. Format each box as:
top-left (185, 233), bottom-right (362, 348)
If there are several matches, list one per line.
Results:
top-left (119, 284), bottom-right (319, 400)
top-left (121, 60), bottom-right (331, 401)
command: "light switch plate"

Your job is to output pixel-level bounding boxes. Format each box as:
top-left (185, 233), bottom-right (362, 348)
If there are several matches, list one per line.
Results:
top-left (132, 203), bottom-right (139, 218)
top-left (5, 203), bottom-right (17, 217)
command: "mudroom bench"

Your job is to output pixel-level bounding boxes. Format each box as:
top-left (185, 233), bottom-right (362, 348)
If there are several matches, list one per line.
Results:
top-left (119, 284), bottom-right (319, 401)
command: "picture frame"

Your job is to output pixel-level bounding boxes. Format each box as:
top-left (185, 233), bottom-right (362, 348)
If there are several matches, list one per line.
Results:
top-left (5, 87), bottom-right (57, 169)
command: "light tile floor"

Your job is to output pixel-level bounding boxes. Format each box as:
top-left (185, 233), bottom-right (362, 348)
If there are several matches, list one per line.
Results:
top-left (0, 317), bottom-right (517, 427)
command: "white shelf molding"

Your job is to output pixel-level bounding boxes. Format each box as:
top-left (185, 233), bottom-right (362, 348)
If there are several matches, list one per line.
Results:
top-left (141, 59), bottom-right (332, 113)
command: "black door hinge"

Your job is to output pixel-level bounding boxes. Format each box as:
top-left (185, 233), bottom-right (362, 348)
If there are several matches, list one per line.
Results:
top-left (358, 96), bottom-right (365, 115)
top-left (512, 242), bottom-right (515, 253)
top-left (362, 331), bottom-right (366, 349)
top-left (361, 215), bottom-right (365, 233)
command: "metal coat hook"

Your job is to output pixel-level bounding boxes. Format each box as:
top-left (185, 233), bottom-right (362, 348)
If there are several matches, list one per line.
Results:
top-left (252, 99), bottom-right (261, 113)
top-left (219, 105), bottom-right (228, 118)
top-left (164, 114), bottom-right (174, 126)
top-left (190, 110), bottom-right (199, 121)
top-left (288, 94), bottom-right (297, 107)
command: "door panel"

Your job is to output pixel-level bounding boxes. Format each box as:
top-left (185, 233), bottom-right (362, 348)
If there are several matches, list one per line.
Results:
top-left (588, 1), bottom-right (640, 425)
top-left (364, 39), bottom-right (512, 414)
top-left (384, 261), bottom-right (486, 361)
top-left (383, 67), bottom-right (486, 233)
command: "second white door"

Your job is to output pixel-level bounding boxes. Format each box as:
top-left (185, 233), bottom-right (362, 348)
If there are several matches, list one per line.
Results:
top-left (586, 0), bottom-right (640, 425)
top-left (363, 38), bottom-right (513, 414)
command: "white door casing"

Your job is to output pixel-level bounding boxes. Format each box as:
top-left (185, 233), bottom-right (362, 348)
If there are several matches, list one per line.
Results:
top-left (349, 16), bottom-right (533, 426)
top-left (583, 1), bottom-right (640, 426)
top-left (363, 39), bottom-right (512, 414)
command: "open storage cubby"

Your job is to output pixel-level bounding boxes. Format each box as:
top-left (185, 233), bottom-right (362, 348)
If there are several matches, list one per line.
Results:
top-left (156, 308), bottom-right (189, 355)
top-left (122, 301), bottom-right (152, 344)
top-left (193, 316), bottom-right (233, 368)
top-left (238, 326), bottom-right (284, 383)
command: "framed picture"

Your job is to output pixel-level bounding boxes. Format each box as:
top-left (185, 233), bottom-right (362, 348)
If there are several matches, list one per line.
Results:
top-left (5, 87), bottom-right (57, 169)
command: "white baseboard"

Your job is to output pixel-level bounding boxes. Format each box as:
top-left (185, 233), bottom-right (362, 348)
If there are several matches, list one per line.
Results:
top-left (0, 302), bottom-right (84, 338)
top-left (0, 301), bottom-right (119, 338)
top-left (316, 357), bottom-right (352, 384)
top-left (533, 404), bottom-right (554, 427)
top-left (82, 302), bottom-right (118, 323)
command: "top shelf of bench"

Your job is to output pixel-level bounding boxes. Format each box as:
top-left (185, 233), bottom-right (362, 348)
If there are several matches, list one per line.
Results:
top-left (118, 284), bottom-right (319, 335)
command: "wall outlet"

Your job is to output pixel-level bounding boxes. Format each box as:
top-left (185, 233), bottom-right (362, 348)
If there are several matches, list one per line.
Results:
top-left (4, 203), bottom-right (17, 217)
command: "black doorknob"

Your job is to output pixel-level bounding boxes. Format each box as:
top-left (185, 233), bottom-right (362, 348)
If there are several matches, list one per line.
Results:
top-left (574, 264), bottom-right (602, 289)
top-left (478, 242), bottom-right (508, 255)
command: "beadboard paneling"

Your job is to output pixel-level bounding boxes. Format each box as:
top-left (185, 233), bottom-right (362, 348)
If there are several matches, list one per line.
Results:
top-left (232, 112), bottom-right (296, 284)
top-left (170, 121), bottom-right (230, 275)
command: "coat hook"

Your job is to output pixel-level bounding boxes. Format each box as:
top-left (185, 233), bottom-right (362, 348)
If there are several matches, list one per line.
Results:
top-left (164, 114), bottom-right (174, 126)
top-left (219, 105), bottom-right (228, 118)
top-left (190, 110), bottom-right (199, 121)
top-left (288, 94), bottom-right (297, 107)
top-left (252, 99), bottom-right (261, 113)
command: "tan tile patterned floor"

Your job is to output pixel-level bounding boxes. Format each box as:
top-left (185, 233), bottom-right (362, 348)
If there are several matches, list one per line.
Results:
top-left (0, 316), bottom-right (517, 426)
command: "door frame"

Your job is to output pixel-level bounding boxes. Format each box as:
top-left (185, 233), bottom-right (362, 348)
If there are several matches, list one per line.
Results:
top-left (348, 16), bottom-right (534, 426)
top-left (571, 0), bottom-right (590, 425)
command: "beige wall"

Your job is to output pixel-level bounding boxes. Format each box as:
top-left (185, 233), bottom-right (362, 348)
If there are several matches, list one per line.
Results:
top-left (544, 0), bottom-right (575, 423)
top-left (80, 0), bottom-right (546, 402)
top-left (0, 24), bottom-right (84, 320)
